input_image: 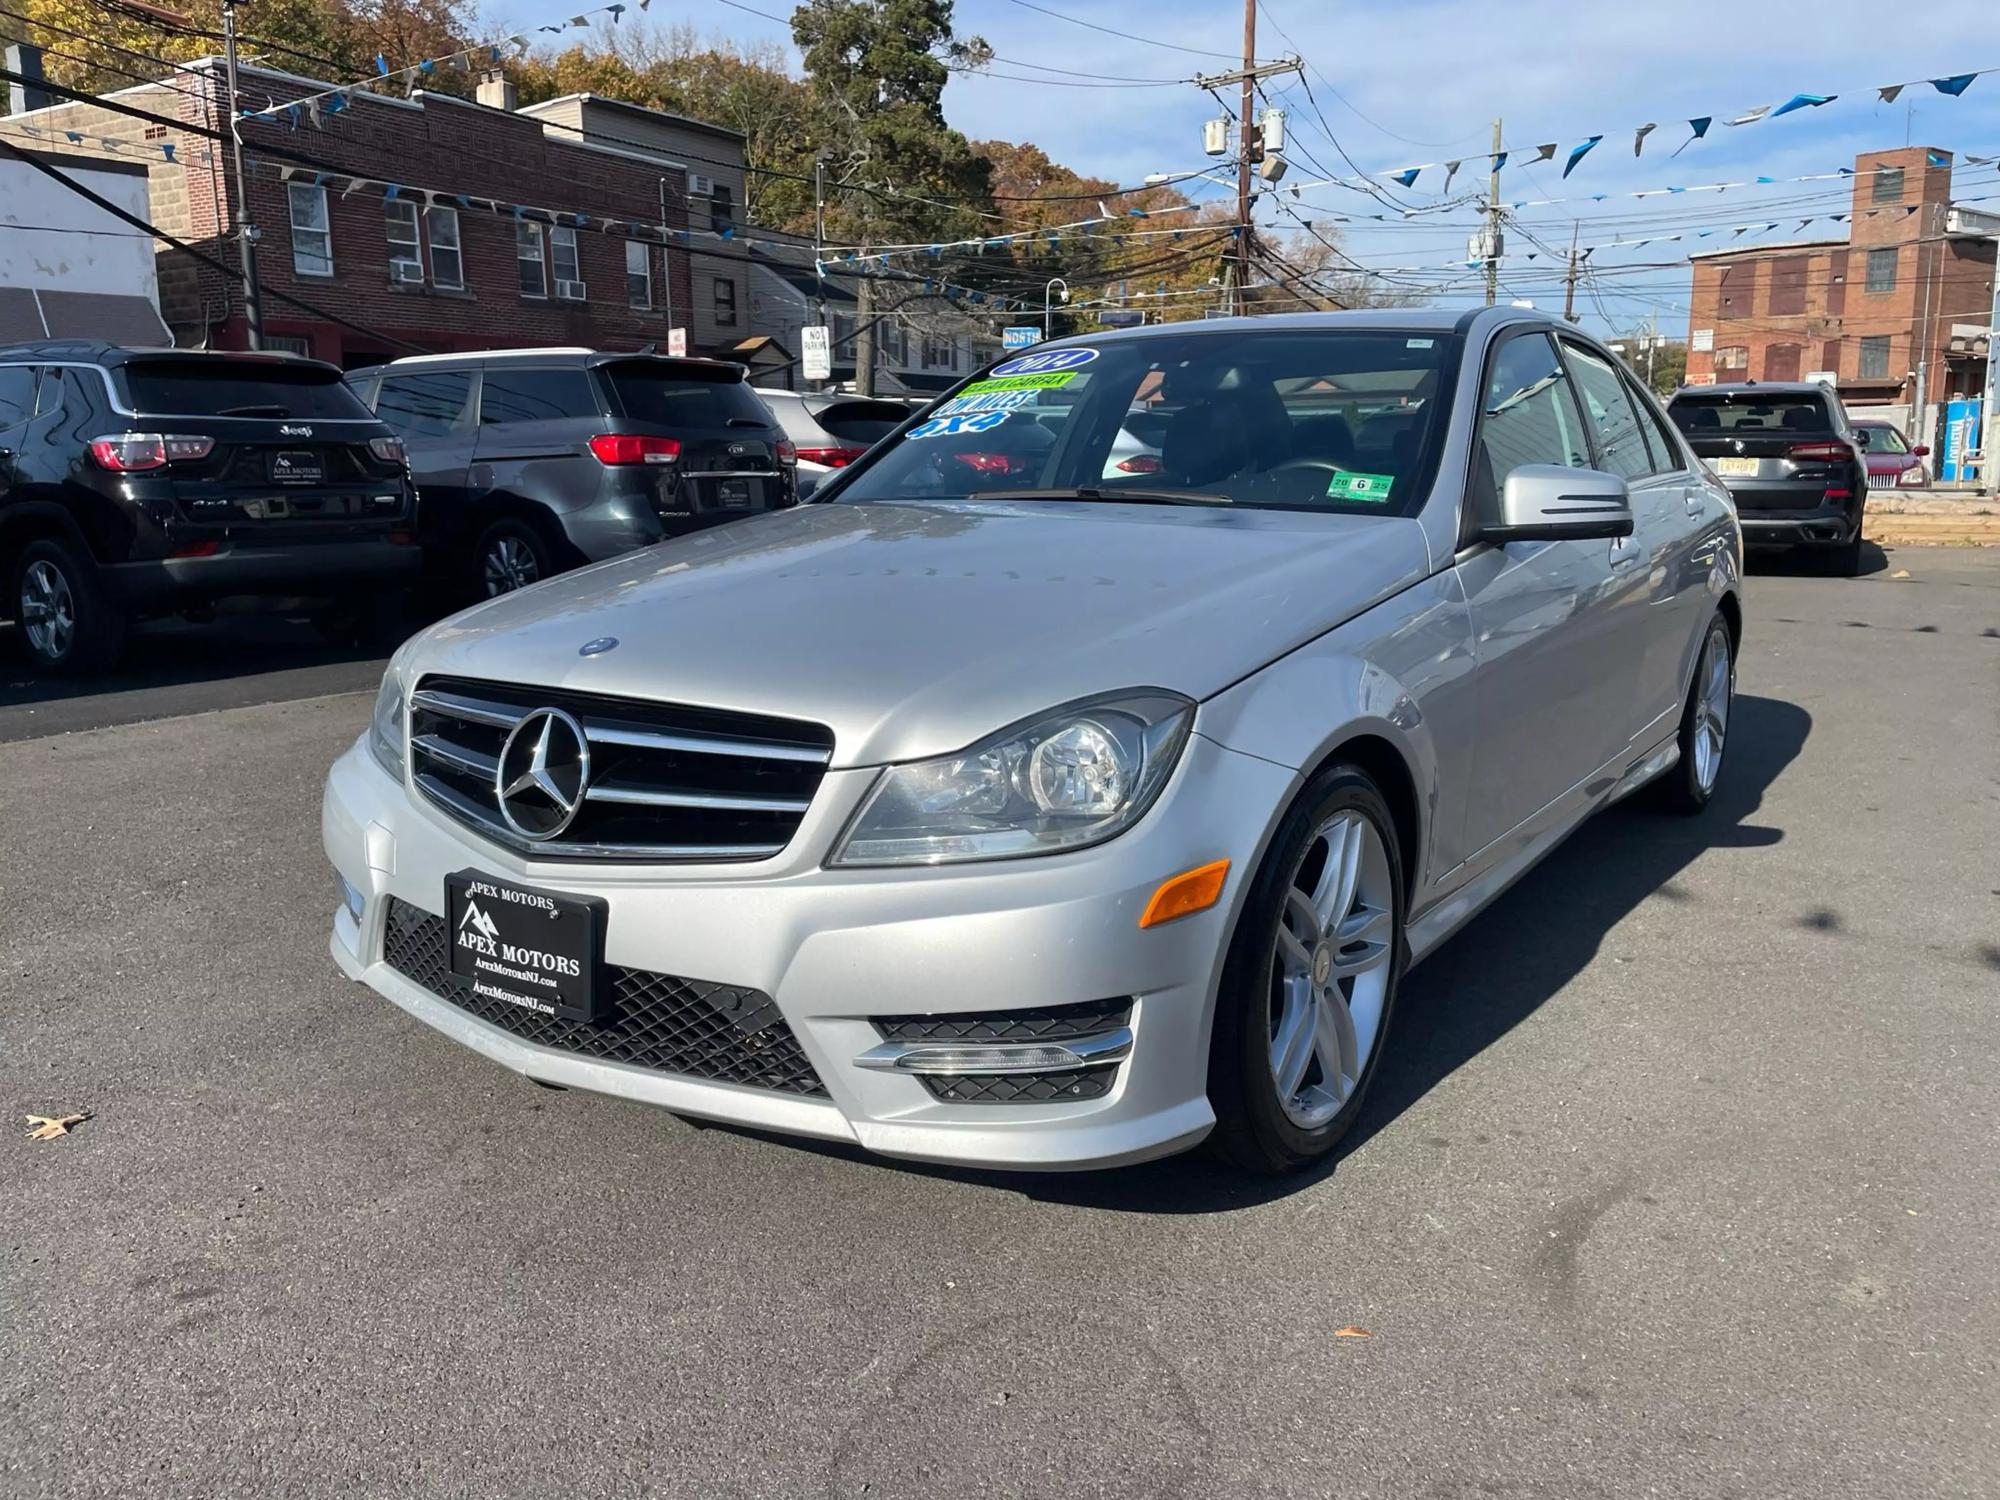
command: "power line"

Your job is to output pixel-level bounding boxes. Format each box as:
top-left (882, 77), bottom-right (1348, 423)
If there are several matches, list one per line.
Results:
top-left (998, 0), bottom-right (1243, 61)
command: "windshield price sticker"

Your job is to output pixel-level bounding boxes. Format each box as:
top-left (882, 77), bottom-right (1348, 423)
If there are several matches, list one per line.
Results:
top-left (933, 389), bottom-right (1042, 416)
top-left (1328, 472), bottom-right (1396, 502)
top-left (990, 347), bottom-right (1099, 378)
top-left (908, 410), bottom-right (1012, 440)
top-left (960, 372), bottom-right (1079, 395)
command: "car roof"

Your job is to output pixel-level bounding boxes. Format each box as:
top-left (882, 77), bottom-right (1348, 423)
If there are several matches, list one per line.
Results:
top-left (0, 340), bottom-right (340, 376)
top-left (1672, 382), bottom-right (1833, 397)
top-left (1003, 307), bottom-right (1511, 363)
top-left (374, 348), bottom-right (748, 378)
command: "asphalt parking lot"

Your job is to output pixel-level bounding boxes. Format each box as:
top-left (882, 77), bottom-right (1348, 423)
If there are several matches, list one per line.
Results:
top-left (4, 546), bottom-right (1996, 1499)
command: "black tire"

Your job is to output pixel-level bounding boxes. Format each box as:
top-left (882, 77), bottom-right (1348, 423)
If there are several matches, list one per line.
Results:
top-left (1658, 613), bottom-right (1734, 816)
top-left (1208, 764), bottom-right (1407, 1175)
top-left (10, 536), bottom-right (126, 675)
top-left (1815, 529), bottom-right (1864, 577)
top-left (472, 518), bottom-right (554, 598)
top-left (312, 590), bottom-right (408, 650)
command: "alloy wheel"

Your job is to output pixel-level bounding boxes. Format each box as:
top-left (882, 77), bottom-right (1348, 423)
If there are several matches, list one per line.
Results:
top-left (483, 535), bottom-right (541, 596)
top-left (1268, 810), bottom-right (1396, 1130)
top-left (20, 559), bottom-right (76, 661)
top-left (1692, 626), bottom-right (1732, 794)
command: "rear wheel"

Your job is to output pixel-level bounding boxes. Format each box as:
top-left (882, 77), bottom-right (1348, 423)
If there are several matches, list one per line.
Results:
top-left (12, 537), bottom-right (126, 675)
top-left (1816, 529), bottom-right (1864, 577)
top-left (1659, 614), bottom-right (1734, 815)
top-left (1209, 765), bottom-right (1406, 1174)
top-left (474, 519), bottom-right (553, 598)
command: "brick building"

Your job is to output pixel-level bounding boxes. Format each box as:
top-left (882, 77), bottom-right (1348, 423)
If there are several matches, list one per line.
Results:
top-left (1684, 146), bottom-right (1996, 441)
top-left (4, 57), bottom-right (720, 368)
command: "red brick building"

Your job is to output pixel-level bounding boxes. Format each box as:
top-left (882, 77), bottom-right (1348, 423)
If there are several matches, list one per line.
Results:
top-left (7, 58), bottom-right (706, 367)
top-left (1684, 146), bottom-right (1996, 440)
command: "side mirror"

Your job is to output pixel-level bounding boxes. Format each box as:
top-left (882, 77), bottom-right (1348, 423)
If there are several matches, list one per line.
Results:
top-left (1483, 465), bottom-right (1634, 544)
top-left (1911, 444), bottom-right (1930, 457)
top-left (1852, 429), bottom-right (1871, 448)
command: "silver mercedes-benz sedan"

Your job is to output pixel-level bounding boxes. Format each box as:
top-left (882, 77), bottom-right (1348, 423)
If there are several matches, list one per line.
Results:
top-left (324, 308), bottom-right (1742, 1174)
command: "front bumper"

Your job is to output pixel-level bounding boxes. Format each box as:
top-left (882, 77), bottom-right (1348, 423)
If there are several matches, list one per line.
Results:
top-left (323, 729), bottom-right (1296, 1170)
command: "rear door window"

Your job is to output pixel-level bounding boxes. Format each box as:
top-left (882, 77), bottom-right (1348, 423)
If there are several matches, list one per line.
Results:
top-left (0, 366), bottom-right (36, 425)
top-left (1559, 340), bottom-right (1655, 481)
top-left (812, 399), bottom-right (910, 445)
top-left (599, 361), bottom-right (770, 429)
top-left (478, 367), bottom-right (601, 426)
top-left (118, 359), bottom-right (374, 419)
top-left (375, 369), bottom-right (475, 439)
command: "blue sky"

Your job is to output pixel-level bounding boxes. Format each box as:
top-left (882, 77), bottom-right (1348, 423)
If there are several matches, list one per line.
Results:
top-left (495, 0), bottom-right (2000, 333)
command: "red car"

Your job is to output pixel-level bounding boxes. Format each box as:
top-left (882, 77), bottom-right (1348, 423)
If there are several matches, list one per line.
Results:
top-left (1850, 419), bottom-right (1931, 488)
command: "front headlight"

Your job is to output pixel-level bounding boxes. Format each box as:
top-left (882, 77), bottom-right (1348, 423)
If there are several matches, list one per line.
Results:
top-left (830, 691), bottom-right (1193, 867)
top-left (367, 666), bottom-right (407, 782)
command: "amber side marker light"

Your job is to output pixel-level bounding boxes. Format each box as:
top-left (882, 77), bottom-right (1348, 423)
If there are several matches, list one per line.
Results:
top-left (1139, 859), bottom-right (1230, 929)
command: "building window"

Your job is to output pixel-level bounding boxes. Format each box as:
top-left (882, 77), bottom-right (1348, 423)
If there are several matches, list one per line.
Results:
top-left (385, 199), bottom-right (422, 282)
top-left (1872, 166), bottom-right (1905, 205)
top-left (625, 241), bottom-right (652, 309)
top-left (263, 334), bottom-right (311, 357)
top-left (1713, 345), bottom-right (1749, 373)
top-left (1859, 335), bottom-right (1891, 380)
top-left (1865, 247), bottom-right (1897, 294)
top-left (710, 181), bottom-right (733, 235)
top-left (832, 312), bottom-right (853, 358)
top-left (714, 276), bottom-right (737, 326)
top-left (1768, 256), bottom-right (1807, 317)
top-left (287, 183), bottom-right (332, 277)
top-left (427, 207), bottom-right (463, 290)
top-left (551, 227), bottom-right (584, 300)
top-left (517, 221), bottom-right (546, 298)
top-left (1763, 343), bottom-right (1801, 381)
top-left (921, 334), bottom-right (949, 369)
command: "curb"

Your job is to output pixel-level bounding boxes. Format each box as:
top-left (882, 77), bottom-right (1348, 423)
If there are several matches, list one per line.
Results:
top-left (1864, 512), bottom-right (2000, 547)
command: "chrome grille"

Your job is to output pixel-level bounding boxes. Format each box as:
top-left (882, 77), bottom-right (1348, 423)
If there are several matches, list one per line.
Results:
top-left (408, 675), bottom-right (832, 862)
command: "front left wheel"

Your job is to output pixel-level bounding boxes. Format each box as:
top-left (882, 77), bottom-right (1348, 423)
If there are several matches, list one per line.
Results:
top-left (1209, 764), bottom-right (1406, 1174)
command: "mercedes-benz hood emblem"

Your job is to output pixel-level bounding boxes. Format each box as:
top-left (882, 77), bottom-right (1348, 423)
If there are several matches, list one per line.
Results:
top-left (495, 707), bottom-right (591, 841)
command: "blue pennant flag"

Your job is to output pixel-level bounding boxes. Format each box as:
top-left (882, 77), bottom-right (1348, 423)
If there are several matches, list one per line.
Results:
top-left (456, 194), bottom-right (470, 207)
top-left (64, 130), bottom-right (82, 143)
top-left (1756, 175), bottom-right (1776, 183)
top-left (1591, 193), bottom-right (1608, 202)
top-left (1770, 93), bottom-right (1834, 118)
top-left (1668, 185), bottom-right (1687, 193)
top-left (1562, 135), bottom-right (1602, 178)
top-left (420, 60), bottom-right (435, 75)
top-left (160, 142), bottom-right (176, 162)
top-left (384, 184), bottom-right (401, 201)
top-left (575, 212), bottom-right (588, 226)
top-left (1491, 152), bottom-right (1507, 172)
top-left (1838, 167), bottom-right (1855, 176)
top-left (374, 54), bottom-right (389, 75)
top-left (286, 104), bottom-right (301, 129)
top-left (1926, 149), bottom-right (1949, 166)
top-left (326, 93), bottom-right (349, 115)
top-left (1391, 167), bottom-right (1420, 188)
top-left (1930, 74), bottom-right (1977, 96)
top-left (1673, 117), bottom-right (1711, 157)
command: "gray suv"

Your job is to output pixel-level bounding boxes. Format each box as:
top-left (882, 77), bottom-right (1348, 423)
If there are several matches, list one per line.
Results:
top-left (349, 349), bottom-right (798, 597)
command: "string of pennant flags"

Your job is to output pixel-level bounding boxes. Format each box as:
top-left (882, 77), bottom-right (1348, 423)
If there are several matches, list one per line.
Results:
top-left (237, 0), bottom-right (645, 127)
top-left (1338, 65), bottom-right (1999, 194)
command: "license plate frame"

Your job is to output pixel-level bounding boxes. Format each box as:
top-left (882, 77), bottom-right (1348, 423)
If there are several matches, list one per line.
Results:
top-left (272, 450), bottom-right (324, 485)
top-left (716, 477), bottom-right (753, 509)
top-left (446, 870), bottom-right (606, 1023)
top-left (1712, 456), bottom-right (1759, 477)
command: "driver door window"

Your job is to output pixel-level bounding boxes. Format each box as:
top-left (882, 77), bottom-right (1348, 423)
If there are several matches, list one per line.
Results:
top-left (1470, 333), bottom-right (1589, 534)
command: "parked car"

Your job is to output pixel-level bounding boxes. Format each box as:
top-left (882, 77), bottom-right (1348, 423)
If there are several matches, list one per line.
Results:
top-left (0, 340), bottom-right (419, 674)
top-left (1666, 381), bottom-right (1868, 574)
top-left (1849, 417), bottom-right (1931, 489)
top-left (348, 349), bottom-right (797, 598)
top-left (754, 389), bottom-right (917, 497)
top-left (325, 309), bottom-right (1742, 1175)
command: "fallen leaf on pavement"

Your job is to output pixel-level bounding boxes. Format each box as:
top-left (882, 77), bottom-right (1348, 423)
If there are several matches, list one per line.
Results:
top-left (1890, 569), bottom-right (1911, 579)
top-left (25, 1113), bottom-right (90, 1141)
top-left (1334, 1326), bottom-right (1372, 1339)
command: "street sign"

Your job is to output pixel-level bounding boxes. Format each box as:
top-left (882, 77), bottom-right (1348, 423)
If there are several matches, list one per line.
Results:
top-left (801, 325), bottom-right (831, 382)
top-left (1002, 326), bottom-right (1041, 350)
top-left (667, 327), bottom-right (688, 358)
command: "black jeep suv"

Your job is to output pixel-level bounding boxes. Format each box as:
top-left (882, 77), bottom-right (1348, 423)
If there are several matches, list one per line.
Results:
top-left (0, 341), bottom-right (420, 673)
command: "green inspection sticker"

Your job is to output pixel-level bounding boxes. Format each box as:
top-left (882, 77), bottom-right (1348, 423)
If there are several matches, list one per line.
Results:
top-left (1328, 472), bottom-right (1396, 502)
top-left (960, 371), bottom-right (1079, 394)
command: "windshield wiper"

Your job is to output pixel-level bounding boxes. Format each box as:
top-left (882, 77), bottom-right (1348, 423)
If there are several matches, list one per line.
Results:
top-left (967, 486), bottom-right (1232, 507)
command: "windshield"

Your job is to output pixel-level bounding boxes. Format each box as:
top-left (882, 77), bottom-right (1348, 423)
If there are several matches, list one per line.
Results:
top-left (1668, 392), bottom-right (1833, 435)
top-left (119, 359), bottom-right (374, 419)
top-left (830, 329), bottom-right (1457, 515)
top-left (1855, 423), bottom-right (1910, 453)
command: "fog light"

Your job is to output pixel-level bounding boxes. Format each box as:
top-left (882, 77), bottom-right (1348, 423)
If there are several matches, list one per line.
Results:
top-left (855, 1028), bottom-right (1134, 1075)
top-left (335, 872), bottom-right (365, 921)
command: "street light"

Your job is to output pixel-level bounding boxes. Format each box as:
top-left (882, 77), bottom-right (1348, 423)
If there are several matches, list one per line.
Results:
top-left (1044, 277), bottom-right (1069, 336)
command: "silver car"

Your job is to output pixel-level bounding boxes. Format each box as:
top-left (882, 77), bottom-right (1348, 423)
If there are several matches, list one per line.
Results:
top-left (324, 309), bottom-right (1742, 1174)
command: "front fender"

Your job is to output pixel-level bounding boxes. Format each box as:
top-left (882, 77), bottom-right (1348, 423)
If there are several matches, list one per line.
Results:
top-left (1193, 572), bottom-right (1477, 897)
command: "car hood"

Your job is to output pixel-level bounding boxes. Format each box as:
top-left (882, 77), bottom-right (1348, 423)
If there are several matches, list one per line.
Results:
top-left (407, 500), bottom-right (1431, 767)
top-left (1864, 452), bottom-right (1913, 474)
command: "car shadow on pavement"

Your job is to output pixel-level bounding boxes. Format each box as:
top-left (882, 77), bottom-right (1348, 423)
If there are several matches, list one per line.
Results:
top-left (1747, 542), bottom-right (1889, 578)
top-left (814, 693), bottom-right (1810, 1214)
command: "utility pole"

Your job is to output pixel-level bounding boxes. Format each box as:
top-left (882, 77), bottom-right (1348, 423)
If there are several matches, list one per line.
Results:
top-left (853, 274), bottom-right (875, 398)
top-left (1483, 117), bottom-right (1503, 307)
top-left (220, 0), bottom-right (263, 349)
top-left (1561, 220), bottom-right (1580, 322)
top-left (1192, 12), bottom-right (1298, 318)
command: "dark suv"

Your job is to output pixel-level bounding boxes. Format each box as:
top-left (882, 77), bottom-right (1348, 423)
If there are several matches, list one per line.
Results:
top-left (347, 349), bottom-right (797, 597)
top-left (1666, 381), bottom-right (1868, 574)
top-left (0, 341), bottom-right (419, 673)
